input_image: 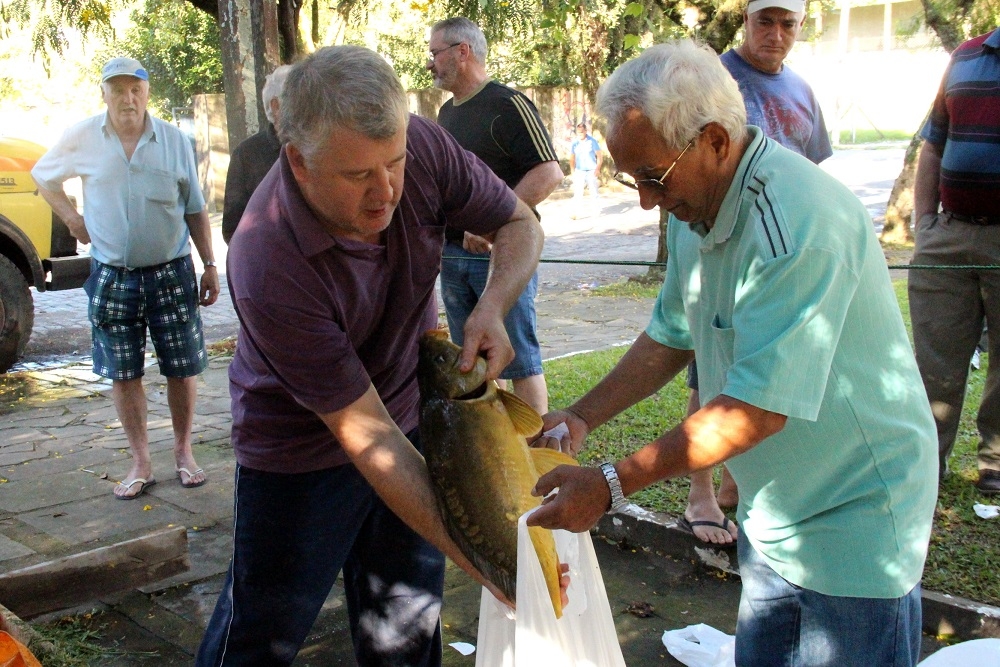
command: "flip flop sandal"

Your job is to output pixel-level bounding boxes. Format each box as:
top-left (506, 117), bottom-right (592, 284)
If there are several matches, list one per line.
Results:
top-left (116, 477), bottom-right (156, 500)
top-left (677, 515), bottom-right (737, 548)
top-left (176, 467), bottom-right (207, 488)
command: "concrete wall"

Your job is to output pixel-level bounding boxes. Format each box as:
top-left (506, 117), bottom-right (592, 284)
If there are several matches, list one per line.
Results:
top-left (192, 94), bottom-right (230, 213)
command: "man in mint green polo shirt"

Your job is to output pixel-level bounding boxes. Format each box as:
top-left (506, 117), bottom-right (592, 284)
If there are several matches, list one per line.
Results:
top-left (528, 39), bottom-right (937, 665)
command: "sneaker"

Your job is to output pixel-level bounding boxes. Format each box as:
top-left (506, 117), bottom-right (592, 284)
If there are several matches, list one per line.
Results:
top-left (971, 349), bottom-right (981, 371)
top-left (974, 469), bottom-right (1000, 495)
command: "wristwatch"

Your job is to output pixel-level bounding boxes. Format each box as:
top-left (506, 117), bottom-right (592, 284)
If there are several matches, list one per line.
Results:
top-left (203, 260), bottom-right (217, 268)
top-left (599, 462), bottom-right (628, 513)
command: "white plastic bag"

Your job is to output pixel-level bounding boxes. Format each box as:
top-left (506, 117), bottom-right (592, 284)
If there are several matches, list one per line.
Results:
top-left (661, 623), bottom-right (736, 667)
top-left (917, 638), bottom-right (1000, 666)
top-left (474, 510), bottom-right (626, 667)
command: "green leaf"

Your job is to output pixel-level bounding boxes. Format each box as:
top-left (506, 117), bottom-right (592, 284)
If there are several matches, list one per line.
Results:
top-left (623, 33), bottom-right (641, 50)
top-left (624, 2), bottom-right (644, 17)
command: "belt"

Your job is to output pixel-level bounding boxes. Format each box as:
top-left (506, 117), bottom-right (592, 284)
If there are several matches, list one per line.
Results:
top-left (944, 211), bottom-right (1000, 226)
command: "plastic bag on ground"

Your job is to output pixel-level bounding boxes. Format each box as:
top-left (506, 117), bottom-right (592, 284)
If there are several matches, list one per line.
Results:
top-left (661, 623), bottom-right (736, 667)
top-left (917, 638), bottom-right (1000, 666)
top-left (474, 510), bottom-right (626, 667)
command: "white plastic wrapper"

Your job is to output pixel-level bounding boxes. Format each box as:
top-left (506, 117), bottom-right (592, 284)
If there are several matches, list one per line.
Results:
top-left (973, 503), bottom-right (999, 519)
top-left (474, 509), bottom-right (626, 667)
top-left (662, 624), bottom-right (736, 667)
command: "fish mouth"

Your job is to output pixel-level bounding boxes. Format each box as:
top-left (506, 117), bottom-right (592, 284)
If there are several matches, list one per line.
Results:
top-left (455, 382), bottom-right (488, 401)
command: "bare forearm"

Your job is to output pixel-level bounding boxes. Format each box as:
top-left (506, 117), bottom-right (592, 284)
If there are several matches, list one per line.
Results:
top-left (571, 333), bottom-right (692, 432)
top-left (512, 161), bottom-right (564, 208)
top-left (477, 199), bottom-right (543, 319)
top-left (320, 388), bottom-right (490, 585)
top-left (913, 141), bottom-right (942, 220)
top-left (36, 186), bottom-right (82, 226)
top-left (184, 211), bottom-right (216, 264)
top-left (617, 394), bottom-right (787, 495)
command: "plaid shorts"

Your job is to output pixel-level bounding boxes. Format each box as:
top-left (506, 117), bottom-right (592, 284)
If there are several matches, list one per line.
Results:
top-left (84, 256), bottom-right (207, 381)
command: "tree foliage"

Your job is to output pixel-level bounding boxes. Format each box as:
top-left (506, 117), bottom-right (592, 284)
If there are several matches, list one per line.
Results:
top-left (0, 0), bottom-right (128, 69)
top-left (107, 0), bottom-right (222, 116)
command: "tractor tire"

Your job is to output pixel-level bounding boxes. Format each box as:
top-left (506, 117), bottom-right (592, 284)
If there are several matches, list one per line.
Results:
top-left (0, 254), bottom-right (34, 372)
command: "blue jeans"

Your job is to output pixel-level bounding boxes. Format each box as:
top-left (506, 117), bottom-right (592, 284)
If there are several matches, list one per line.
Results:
top-left (735, 530), bottom-right (922, 666)
top-left (440, 241), bottom-right (543, 380)
top-left (196, 433), bottom-right (445, 666)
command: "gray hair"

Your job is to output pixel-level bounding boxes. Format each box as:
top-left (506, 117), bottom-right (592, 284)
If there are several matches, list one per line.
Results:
top-left (596, 40), bottom-right (747, 151)
top-left (430, 17), bottom-right (488, 64)
top-left (262, 64), bottom-right (292, 123)
top-left (277, 46), bottom-right (408, 163)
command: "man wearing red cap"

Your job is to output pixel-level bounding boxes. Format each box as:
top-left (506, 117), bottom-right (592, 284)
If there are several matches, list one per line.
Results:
top-left (32, 57), bottom-right (220, 499)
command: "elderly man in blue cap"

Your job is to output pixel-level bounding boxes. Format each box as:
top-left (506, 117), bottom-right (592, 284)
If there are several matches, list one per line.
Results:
top-left (32, 57), bottom-right (220, 499)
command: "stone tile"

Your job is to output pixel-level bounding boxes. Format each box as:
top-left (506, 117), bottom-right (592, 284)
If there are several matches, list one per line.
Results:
top-left (145, 468), bottom-right (233, 522)
top-left (0, 448), bottom-right (49, 467)
top-left (1, 427), bottom-right (47, 445)
top-left (0, 532), bottom-right (34, 561)
top-left (0, 441), bottom-right (37, 454)
top-left (0, 470), bottom-right (110, 513)
top-left (0, 407), bottom-right (67, 425)
top-left (18, 494), bottom-right (192, 545)
top-left (0, 448), bottom-right (129, 481)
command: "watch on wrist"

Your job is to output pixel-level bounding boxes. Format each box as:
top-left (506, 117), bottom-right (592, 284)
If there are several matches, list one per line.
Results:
top-left (599, 462), bottom-right (628, 513)
top-left (203, 260), bottom-right (217, 268)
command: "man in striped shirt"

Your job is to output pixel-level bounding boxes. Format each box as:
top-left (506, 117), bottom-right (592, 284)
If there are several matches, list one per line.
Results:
top-left (910, 27), bottom-right (1000, 494)
top-left (429, 17), bottom-right (564, 415)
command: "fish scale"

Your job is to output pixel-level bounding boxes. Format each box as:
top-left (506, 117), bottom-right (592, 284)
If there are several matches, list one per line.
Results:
top-left (417, 329), bottom-right (577, 618)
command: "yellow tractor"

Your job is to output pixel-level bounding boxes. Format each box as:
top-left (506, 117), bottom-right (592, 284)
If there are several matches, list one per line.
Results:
top-left (0, 137), bottom-right (90, 372)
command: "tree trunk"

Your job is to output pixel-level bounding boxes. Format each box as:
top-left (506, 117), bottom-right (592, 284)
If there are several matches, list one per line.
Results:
top-left (880, 116), bottom-right (927, 244)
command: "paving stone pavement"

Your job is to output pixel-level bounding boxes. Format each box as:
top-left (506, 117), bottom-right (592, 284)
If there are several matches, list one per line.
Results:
top-left (0, 156), bottom-right (976, 663)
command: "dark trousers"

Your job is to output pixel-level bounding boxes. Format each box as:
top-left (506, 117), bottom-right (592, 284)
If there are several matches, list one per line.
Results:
top-left (196, 437), bottom-right (445, 666)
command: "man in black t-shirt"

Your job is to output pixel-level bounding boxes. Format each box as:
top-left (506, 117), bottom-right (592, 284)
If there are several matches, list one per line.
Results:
top-left (428, 16), bottom-right (564, 416)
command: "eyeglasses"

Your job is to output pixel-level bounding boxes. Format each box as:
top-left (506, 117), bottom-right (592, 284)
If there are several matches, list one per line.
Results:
top-left (428, 43), bottom-right (462, 61)
top-left (613, 138), bottom-right (696, 192)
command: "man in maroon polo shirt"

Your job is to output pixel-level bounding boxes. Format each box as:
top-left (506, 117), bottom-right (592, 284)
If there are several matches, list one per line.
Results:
top-left (196, 46), bottom-right (543, 666)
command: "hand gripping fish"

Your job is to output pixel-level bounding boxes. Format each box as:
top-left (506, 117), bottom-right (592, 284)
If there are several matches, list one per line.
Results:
top-left (417, 329), bottom-right (578, 618)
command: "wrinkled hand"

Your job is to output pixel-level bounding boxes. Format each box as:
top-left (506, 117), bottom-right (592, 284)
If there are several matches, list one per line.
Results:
top-left (527, 465), bottom-right (610, 533)
top-left (530, 409), bottom-right (589, 457)
top-left (458, 309), bottom-right (513, 380)
top-left (463, 232), bottom-right (492, 254)
top-left (67, 214), bottom-right (90, 245)
top-left (199, 269), bottom-right (220, 306)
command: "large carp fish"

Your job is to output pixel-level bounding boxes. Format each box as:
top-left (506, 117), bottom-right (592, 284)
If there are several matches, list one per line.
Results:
top-left (417, 329), bottom-right (577, 618)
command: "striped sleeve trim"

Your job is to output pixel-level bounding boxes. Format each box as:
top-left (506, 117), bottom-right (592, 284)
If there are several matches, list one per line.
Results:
top-left (747, 177), bottom-right (791, 259)
top-left (509, 94), bottom-right (558, 162)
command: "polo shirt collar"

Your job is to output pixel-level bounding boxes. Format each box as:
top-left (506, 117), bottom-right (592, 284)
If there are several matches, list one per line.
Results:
top-left (100, 111), bottom-right (156, 143)
top-left (985, 28), bottom-right (1000, 51)
top-left (693, 125), bottom-right (769, 248)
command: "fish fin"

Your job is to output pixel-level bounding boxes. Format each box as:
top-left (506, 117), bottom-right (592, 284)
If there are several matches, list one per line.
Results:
top-left (430, 485), bottom-right (519, 605)
top-left (530, 448), bottom-right (579, 475)
top-left (528, 525), bottom-right (564, 619)
top-left (446, 518), bottom-right (518, 604)
top-left (497, 389), bottom-right (544, 437)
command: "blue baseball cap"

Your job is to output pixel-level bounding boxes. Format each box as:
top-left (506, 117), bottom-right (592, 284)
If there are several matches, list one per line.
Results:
top-left (101, 57), bottom-right (149, 83)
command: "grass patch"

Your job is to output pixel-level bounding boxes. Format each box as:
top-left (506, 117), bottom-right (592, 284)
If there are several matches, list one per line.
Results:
top-left (837, 129), bottom-right (914, 144)
top-left (28, 612), bottom-right (155, 666)
top-left (562, 278), bottom-right (999, 606)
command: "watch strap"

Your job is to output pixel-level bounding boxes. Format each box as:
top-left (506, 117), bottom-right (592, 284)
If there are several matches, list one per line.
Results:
top-left (599, 462), bottom-right (628, 513)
